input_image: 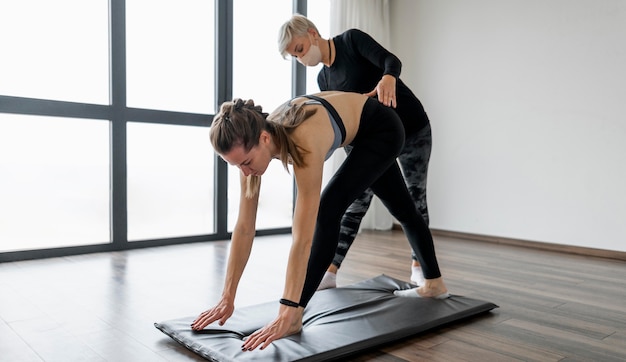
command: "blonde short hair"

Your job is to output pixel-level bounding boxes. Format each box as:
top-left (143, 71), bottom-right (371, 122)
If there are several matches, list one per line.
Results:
top-left (278, 13), bottom-right (320, 58)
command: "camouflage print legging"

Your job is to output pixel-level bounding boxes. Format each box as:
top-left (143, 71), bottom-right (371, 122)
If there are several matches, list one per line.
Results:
top-left (332, 123), bottom-right (432, 268)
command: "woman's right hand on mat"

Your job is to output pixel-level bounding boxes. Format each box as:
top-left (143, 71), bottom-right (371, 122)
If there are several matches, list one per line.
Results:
top-left (191, 298), bottom-right (234, 330)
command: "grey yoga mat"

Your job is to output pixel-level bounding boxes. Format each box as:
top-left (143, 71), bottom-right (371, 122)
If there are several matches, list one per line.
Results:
top-left (155, 274), bottom-right (498, 362)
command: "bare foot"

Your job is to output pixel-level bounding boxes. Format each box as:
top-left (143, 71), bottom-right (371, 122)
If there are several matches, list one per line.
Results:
top-left (394, 277), bottom-right (450, 299)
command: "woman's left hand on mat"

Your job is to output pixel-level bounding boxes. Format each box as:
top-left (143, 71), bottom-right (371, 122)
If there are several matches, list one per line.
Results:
top-left (241, 306), bottom-right (303, 351)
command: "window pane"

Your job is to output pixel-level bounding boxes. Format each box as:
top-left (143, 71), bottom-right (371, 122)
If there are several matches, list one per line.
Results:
top-left (0, 115), bottom-right (110, 252)
top-left (0, 0), bottom-right (109, 104)
top-left (229, 0), bottom-right (293, 230)
top-left (227, 162), bottom-right (294, 231)
top-left (127, 123), bottom-right (214, 241)
top-left (306, 1), bottom-right (331, 93)
top-left (126, 0), bottom-right (216, 114)
top-left (233, 0), bottom-right (292, 110)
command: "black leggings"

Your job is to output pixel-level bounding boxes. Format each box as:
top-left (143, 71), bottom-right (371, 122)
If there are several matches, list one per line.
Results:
top-left (299, 98), bottom-right (441, 306)
top-left (331, 123), bottom-right (432, 267)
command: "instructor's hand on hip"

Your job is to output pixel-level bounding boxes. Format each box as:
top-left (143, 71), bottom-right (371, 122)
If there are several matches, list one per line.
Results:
top-left (364, 74), bottom-right (397, 108)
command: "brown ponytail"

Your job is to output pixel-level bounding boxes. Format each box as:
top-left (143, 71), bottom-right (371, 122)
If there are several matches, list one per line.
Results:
top-left (210, 98), bottom-right (317, 198)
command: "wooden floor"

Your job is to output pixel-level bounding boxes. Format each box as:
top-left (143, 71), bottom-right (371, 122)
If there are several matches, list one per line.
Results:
top-left (1, 230), bottom-right (625, 361)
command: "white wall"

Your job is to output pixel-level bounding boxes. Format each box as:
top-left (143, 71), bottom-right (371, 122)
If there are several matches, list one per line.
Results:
top-left (390, 0), bottom-right (626, 252)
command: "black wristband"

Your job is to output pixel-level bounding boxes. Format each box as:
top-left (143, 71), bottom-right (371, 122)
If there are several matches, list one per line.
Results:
top-left (279, 298), bottom-right (300, 308)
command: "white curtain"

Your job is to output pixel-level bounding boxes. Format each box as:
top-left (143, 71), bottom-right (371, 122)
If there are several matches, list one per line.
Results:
top-left (327, 0), bottom-right (393, 231)
top-left (330, 0), bottom-right (390, 48)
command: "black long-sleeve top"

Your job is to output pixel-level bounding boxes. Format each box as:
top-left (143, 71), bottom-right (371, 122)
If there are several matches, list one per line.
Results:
top-left (318, 29), bottom-right (430, 135)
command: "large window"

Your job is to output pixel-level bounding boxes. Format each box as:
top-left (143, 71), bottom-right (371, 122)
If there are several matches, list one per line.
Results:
top-left (0, 115), bottom-right (110, 252)
top-left (0, 0), bottom-right (109, 104)
top-left (0, 0), bottom-right (322, 261)
top-left (126, 0), bottom-right (215, 114)
top-left (228, 0), bottom-right (294, 231)
top-left (127, 123), bottom-right (214, 241)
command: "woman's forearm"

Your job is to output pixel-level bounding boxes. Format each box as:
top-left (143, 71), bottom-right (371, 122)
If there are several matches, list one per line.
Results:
top-left (221, 225), bottom-right (255, 300)
top-left (221, 172), bottom-right (260, 301)
top-left (282, 229), bottom-right (313, 303)
top-left (283, 180), bottom-right (321, 303)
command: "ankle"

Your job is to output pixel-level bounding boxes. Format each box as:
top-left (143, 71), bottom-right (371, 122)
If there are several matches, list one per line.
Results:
top-left (423, 277), bottom-right (446, 290)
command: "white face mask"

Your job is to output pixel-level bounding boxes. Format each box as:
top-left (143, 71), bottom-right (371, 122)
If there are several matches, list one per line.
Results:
top-left (297, 36), bottom-right (322, 67)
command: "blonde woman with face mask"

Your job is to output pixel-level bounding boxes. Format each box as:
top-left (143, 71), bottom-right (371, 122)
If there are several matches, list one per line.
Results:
top-left (191, 91), bottom-right (449, 352)
top-left (279, 14), bottom-right (434, 290)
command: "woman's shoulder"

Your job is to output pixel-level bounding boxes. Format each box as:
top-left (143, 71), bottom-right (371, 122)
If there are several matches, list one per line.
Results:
top-left (339, 28), bottom-right (372, 42)
top-left (340, 28), bottom-right (367, 38)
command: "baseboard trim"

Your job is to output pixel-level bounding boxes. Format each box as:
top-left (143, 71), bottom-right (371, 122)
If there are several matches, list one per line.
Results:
top-left (392, 224), bottom-right (626, 261)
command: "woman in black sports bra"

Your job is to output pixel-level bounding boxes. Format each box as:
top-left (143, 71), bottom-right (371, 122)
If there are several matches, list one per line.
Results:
top-left (191, 91), bottom-right (449, 352)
